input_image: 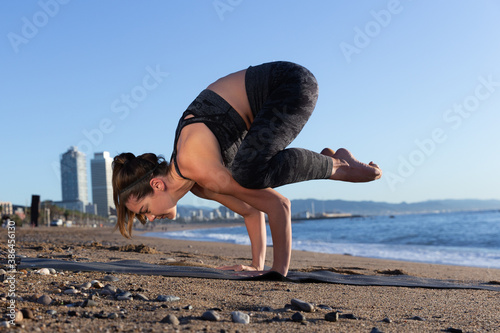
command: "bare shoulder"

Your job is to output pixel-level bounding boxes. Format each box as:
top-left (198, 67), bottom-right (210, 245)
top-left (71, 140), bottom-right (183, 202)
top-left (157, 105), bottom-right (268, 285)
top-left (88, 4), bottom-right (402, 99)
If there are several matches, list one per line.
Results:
top-left (175, 123), bottom-right (224, 181)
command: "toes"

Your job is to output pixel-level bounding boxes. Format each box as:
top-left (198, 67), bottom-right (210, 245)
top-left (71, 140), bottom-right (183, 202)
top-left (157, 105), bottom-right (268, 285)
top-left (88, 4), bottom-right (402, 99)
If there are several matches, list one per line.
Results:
top-left (321, 148), bottom-right (336, 156)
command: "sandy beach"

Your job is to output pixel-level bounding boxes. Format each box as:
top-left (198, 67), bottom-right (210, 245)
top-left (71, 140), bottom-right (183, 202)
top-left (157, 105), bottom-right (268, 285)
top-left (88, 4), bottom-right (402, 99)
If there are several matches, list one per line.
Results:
top-left (1, 224), bottom-right (499, 332)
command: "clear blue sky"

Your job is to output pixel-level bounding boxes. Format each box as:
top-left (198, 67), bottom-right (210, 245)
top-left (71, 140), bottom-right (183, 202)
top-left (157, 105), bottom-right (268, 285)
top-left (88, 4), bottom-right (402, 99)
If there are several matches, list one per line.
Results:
top-left (1, 0), bottom-right (499, 208)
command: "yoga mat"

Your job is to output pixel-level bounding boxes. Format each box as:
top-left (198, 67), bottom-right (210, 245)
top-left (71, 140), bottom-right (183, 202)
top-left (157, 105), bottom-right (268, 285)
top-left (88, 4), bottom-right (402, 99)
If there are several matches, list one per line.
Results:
top-left (18, 257), bottom-right (500, 291)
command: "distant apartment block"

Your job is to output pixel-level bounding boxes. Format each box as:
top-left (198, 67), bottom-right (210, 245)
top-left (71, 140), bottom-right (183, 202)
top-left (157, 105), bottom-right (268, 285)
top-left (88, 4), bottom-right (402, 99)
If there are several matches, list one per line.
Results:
top-left (59, 146), bottom-right (89, 212)
top-left (91, 152), bottom-right (115, 217)
top-left (0, 201), bottom-right (13, 215)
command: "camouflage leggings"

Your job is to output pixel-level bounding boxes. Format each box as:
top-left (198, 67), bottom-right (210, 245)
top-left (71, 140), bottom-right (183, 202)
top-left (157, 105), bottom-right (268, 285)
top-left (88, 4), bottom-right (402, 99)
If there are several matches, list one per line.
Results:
top-left (231, 61), bottom-right (333, 189)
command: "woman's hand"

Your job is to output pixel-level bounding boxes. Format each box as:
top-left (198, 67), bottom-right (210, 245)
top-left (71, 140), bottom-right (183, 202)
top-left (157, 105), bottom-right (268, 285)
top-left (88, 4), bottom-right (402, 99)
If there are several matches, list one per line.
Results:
top-left (217, 264), bottom-right (259, 272)
top-left (216, 264), bottom-right (266, 277)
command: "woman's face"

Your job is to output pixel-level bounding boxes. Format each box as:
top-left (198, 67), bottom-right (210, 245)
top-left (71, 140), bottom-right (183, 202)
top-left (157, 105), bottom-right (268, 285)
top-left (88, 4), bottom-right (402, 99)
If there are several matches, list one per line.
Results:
top-left (126, 189), bottom-right (177, 221)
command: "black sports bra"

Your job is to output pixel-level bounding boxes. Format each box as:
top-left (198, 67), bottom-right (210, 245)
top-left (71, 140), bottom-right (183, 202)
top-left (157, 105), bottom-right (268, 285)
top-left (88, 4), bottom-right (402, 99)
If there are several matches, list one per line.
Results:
top-left (170, 89), bottom-right (248, 181)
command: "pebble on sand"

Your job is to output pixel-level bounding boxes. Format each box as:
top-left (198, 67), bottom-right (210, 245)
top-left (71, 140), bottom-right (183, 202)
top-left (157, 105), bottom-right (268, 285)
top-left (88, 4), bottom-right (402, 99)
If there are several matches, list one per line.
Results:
top-left (36, 268), bottom-right (51, 275)
top-left (116, 291), bottom-right (133, 301)
top-left (201, 310), bottom-right (221, 322)
top-left (231, 311), bottom-right (250, 324)
top-left (156, 295), bottom-right (180, 302)
top-left (160, 314), bottom-right (180, 325)
top-left (21, 308), bottom-right (34, 320)
top-left (37, 295), bottom-right (52, 305)
top-left (91, 280), bottom-right (104, 288)
top-left (13, 311), bottom-right (23, 323)
top-left (103, 275), bottom-right (120, 282)
top-left (291, 312), bottom-right (306, 322)
top-left (370, 328), bottom-right (384, 333)
top-left (291, 298), bottom-right (315, 312)
top-left (325, 311), bottom-right (339, 322)
top-left (64, 289), bottom-right (80, 294)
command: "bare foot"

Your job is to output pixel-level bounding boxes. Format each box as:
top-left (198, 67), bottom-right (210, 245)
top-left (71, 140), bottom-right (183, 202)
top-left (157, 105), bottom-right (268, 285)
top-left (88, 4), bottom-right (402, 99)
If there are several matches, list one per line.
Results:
top-left (321, 148), bottom-right (382, 183)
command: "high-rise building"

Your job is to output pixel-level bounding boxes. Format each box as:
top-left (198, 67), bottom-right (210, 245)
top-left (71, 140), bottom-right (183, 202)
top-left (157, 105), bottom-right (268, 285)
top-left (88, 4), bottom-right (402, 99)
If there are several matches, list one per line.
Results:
top-left (60, 146), bottom-right (89, 207)
top-left (91, 152), bottom-right (114, 217)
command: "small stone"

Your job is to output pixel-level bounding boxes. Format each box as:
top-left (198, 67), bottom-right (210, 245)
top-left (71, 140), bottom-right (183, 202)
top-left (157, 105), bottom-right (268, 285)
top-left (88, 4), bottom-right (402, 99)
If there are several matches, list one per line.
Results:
top-left (260, 306), bottom-right (273, 312)
top-left (201, 310), bottom-right (220, 321)
top-left (317, 304), bottom-right (333, 311)
top-left (116, 291), bottom-right (132, 301)
top-left (370, 328), bottom-right (384, 333)
top-left (231, 311), bottom-right (250, 324)
top-left (156, 295), bottom-right (180, 302)
top-left (64, 289), bottom-right (80, 294)
top-left (14, 311), bottom-right (23, 323)
top-left (108, 312), bottom-right (119, 319)
top-left (91, 280), bottom-right (103, 288)
top-left (325, 311), bottom-right (339, 322)
top-left (37, 295), bottom-right (52, 305)
top-left (291, 298), bottom-right (315, 312)
top-left (48, 268), bottom-right (56, 274)
top-left (411, 316), bottom-right (425, 321)
top-left (103, 275), bottom-right (119, 282)
top-left (46, 310), bottom-right (57, 316)
top-left (134, 293), bottom-right (149, 301)
top-left (80, 282), bottom-right (92, 290)
top-left (21, 308), bottom-right (34, 320)
top-left (94, 311), bottom-right (107, 319)
top-left (67, 310), bottom-right (78, 317)
top-left (103, 284), bottom-right (117, 293)
top-left (36, 268), bottom-right (51, 275)
top-left (0, 321), bottom-right (10, 328)
top-left (82, 300), bottom-right (98, 308)
top-left (382, 317), bottom-right (392, 323)
top-left (183, 305), bottom-right (193, 310)
top-left (160, 314), bottom-right (180, 325)
top-left (0, 269), bottom-right (6, 274)
top-left (445, 328), bottom-right (463, 333)
top-left (98, 289), bottom-right (113, 296)
top-left (291, 312), bottom-right (306, 322)
top-left (343, 313), bottom-right (359, 320)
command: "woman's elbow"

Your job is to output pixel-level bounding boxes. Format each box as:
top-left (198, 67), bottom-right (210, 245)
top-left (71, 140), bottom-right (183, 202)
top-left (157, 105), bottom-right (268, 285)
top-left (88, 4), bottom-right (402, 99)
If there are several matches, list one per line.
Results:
top-left (279, 196), bottom-right (291, 217)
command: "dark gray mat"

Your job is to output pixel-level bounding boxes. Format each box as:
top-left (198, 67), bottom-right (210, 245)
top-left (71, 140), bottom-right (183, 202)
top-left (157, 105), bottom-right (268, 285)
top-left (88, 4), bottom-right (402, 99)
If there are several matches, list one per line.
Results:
top-left (19, 257), bottom-right (500, 291)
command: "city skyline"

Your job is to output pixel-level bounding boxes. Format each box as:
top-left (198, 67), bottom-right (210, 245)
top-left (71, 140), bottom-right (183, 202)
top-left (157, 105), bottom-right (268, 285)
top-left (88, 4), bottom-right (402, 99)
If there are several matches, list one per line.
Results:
top-left (54, 146), bottom-right (115, 216)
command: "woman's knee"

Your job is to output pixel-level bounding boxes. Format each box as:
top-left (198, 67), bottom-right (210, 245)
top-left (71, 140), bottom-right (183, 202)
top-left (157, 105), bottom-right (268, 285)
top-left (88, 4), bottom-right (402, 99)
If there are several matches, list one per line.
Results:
top-left (282, 62), bottom-right (318, 97)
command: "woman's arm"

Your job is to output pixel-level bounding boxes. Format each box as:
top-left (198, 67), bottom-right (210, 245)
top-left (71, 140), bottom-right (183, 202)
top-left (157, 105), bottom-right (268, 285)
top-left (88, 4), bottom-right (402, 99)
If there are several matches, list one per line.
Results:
top-left (177, 124), bottom-right (292, 276)
top-left (190, 184), bottom-right (267, 271)
top-left (188, 162), bottom-right (292, 275)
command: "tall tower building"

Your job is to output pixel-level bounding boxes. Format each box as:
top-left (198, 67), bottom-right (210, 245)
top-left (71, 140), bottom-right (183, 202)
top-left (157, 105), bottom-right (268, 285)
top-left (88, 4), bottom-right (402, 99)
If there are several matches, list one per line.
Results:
top-left (91, 152), bottom-right (114, 217)
top-left (60, 146), bottom-right (89, 206)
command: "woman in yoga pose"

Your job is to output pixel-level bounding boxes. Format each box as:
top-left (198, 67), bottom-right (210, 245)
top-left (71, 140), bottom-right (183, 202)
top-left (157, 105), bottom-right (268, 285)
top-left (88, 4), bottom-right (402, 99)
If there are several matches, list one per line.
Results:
top-left (112, 61), bottom-right (381, 276)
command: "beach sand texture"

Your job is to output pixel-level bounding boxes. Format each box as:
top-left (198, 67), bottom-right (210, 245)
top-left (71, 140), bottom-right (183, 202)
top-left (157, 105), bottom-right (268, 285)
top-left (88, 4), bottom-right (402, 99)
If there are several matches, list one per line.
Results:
top-left (1, 225), bottom-right (499, 332)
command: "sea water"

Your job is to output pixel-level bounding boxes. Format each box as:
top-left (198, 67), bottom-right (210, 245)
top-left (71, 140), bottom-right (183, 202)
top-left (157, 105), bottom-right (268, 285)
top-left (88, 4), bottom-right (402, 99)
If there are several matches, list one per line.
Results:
top-left (142, 210), bottom-right (500, 269)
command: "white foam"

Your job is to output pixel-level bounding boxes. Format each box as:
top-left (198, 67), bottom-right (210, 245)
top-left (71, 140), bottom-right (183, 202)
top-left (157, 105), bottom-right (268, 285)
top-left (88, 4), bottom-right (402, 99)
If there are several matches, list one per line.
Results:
top-left (292, 240), bottom-right (500, 269)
